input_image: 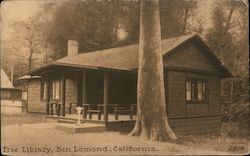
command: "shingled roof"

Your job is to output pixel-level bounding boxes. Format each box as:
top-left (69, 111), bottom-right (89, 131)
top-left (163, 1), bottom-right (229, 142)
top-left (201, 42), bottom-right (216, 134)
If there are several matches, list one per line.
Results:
top-left (29, 34), bottom-right (232, 77)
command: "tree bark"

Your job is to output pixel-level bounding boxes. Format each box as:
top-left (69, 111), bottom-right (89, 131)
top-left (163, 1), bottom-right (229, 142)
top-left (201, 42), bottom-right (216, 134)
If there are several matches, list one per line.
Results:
top-left (220, 6), bottom-right (234, 47)
top-left (129, 0), bottom-right (177, 141)
top-left (223, 6), bottom-right (234, 38)
top-left (182, 4), bottom-right (190, 34)
top-left (28, 49), bottom-right (33, 72)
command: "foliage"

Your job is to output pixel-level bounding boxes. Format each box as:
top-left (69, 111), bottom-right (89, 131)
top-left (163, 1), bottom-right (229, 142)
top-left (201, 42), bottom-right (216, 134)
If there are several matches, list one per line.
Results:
top-left (45, 0), bottom-right (198, 60)
top-left (231, 102), bottom-right (249, 130)
top-left (160, 0), bottom-right (197, 37)
top-left (46, 0), bottom-right (134, 60)
top-left (206, 0), bottom-right (248, 105)
top-left (221, 100), bottom-right (249, 133)
top-left (2, 0), bottom-right (199, 76)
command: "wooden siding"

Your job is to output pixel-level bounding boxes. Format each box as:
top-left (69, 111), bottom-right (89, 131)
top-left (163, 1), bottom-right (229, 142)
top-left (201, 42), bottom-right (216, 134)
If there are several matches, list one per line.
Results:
top-left (164, 43), bottom-right (220, 75)
top-left (27, 79), bottom-right (46, 113)
top-left (186, 104), bottom-right (208, 116)
top-left (0, 89), bottom-right (21, 100)
top-left (208, 76), bottom-right (221, 114)
top-left (169, 115), bottom-right (221, 135)
top-left (167, 70), bottom-right (186, 116)
top-left (106, 115), bottom-right (221, 136)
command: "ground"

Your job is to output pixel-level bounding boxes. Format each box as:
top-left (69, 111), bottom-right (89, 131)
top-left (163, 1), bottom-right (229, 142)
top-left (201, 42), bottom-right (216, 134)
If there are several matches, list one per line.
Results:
top-left (1, 113), bottom-right (249, 155)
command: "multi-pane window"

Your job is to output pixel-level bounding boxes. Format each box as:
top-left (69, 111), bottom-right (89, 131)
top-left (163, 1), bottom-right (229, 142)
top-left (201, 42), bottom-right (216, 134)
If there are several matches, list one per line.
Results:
top-left (198, 82), bottom-right (206, 101)
top-left (40, 82), bottom-right (46, 100)
top-left (186, 81), bottom-right (191, 100)
top-left (186, 79), bottom-right (207, 103)
top-left (50, 80), bottom-right (60, 100)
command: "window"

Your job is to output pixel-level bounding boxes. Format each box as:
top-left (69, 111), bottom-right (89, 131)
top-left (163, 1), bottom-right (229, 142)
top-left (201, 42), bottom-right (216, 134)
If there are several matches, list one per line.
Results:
top-left (50, 80), bottom-right (60, 100)
top-left (22, 91), bottom-right (27, 100)
top-left (186, 79), bottom-right (207, 103)
top-left (186, 81), bottom-right (191, 100)
top-left (40, 82), bottom-right (46, 100)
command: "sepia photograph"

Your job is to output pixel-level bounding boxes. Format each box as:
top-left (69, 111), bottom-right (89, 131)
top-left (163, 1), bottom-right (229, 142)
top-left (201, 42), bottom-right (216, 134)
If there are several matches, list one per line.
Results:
top-left (1, 0), bottom-right (249, 155)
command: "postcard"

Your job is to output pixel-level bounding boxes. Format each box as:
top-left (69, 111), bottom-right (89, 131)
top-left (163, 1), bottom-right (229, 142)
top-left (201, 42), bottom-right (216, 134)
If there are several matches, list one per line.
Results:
top-left (1, 0), bottom-right (249, 155)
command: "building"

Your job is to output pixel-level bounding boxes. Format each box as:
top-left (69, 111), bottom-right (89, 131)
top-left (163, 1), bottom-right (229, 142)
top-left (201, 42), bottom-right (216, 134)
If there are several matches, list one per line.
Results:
top-left (1, 69), bottom-right (22, 114)
top-left (25, 34), bottom-right (232, 135)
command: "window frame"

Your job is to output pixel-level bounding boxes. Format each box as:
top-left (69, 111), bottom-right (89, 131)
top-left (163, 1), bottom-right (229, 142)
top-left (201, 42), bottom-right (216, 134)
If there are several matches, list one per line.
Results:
top-left (40, 81), bottom-right (46, 100)
top-left (185, 78), bottom-right (208, 104)
top-left (49, 80), bottom-right (60, 100)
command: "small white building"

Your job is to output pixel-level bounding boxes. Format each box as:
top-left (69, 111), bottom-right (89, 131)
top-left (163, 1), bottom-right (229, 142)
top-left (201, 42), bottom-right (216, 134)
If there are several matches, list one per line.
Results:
top-left (1, 69), bottom-right (22, 114)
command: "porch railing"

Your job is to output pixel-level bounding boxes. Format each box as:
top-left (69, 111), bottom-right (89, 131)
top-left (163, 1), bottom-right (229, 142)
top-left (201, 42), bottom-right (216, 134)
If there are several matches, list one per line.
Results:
top-left (46, 102), bottom-right (137, 121)
top-left (84, 104), bottom-right (137, 121)
top-left (47, 102), bottom-right (75, 116)
top-left (47, 103), bottom-right (60, 116)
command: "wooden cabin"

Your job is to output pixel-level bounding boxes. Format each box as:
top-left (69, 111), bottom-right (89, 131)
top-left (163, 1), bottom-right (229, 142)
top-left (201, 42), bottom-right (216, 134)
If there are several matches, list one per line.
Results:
top-left (1, 69), bottom-right (22, 114)
top-left (26, 34), bottom-right (232, 135)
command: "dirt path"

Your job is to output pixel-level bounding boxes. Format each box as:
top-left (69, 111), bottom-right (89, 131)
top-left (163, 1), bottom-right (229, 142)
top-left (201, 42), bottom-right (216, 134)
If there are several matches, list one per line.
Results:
top-left (1, 122), bottom-right (241, 155)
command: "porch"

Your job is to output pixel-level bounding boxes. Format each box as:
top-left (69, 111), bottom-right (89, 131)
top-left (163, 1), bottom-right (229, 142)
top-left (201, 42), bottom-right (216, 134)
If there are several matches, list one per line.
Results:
top-left (36, 65), bottom-right (137, 127)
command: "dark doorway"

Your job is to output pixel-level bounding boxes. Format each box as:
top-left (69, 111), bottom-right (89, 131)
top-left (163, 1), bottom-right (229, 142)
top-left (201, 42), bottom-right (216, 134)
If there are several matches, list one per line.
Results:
top-left (77, 73), bottom-right (83, 106)
top-left (86, 71), bottom-right (104, 108)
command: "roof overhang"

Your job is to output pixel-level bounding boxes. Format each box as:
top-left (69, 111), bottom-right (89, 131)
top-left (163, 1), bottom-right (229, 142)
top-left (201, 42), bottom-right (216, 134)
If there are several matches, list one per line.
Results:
top-left (0, 87), bottom-right (21, 90)
top-left (28, 62), bottom-right (137, 76)
top-left (17, 75), bottom-right (42, 81)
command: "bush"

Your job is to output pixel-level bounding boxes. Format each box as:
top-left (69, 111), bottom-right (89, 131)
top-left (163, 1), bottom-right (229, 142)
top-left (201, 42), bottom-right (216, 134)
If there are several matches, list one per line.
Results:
top-left (231, 102), bottom-right (250, 130)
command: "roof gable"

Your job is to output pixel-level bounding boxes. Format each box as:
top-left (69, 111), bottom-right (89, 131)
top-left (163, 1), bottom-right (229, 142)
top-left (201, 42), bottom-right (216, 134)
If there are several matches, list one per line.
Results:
top-left (164, 41), bottom-right (221, 74)
top-left (1, 69), bottom-right (14, 89)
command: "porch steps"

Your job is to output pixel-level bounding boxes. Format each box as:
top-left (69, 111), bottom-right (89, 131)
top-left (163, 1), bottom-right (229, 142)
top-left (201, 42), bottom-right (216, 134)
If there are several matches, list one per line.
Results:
top-left (46, 115), bottom-right (105, 124)
top-left (83, 119), bottom-right (106, 124)
top-left (56, 123), bottom-right (106, 133)
top-left (57, 118), bottom-right (84, 124)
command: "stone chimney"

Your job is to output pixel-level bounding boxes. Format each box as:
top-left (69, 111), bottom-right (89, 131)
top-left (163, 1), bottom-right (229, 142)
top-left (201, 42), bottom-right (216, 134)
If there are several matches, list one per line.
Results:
top-left (67, 40), bottom-right (78, 56)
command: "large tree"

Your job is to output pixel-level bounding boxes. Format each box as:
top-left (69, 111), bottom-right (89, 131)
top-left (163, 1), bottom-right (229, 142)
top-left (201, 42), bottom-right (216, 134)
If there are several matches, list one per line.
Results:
top-left (129, 0), bottom-right (177, 141)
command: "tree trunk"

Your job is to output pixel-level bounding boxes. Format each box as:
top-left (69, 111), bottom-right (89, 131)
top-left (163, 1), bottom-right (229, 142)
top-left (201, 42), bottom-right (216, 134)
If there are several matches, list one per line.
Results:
top-left (223, 6), bottom-right (234, 38)
top-left (28, 55), bottom-right (32, 72)
top-left (129, 0), bottom-right (177, 141)
top-left (182, 4), bottom-right (190, 34)
top-left (220, 6), bottom-right (234, 46)
top-left (28, 50), bottom-right (33, 72)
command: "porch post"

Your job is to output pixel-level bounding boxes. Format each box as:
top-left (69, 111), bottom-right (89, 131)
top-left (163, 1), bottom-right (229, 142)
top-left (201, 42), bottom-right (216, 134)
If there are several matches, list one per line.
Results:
top-left (46, 78), bottom-right (50, 115)
top-left (82, 70), bottom-right (87, 118)
top-left (61, 72), bottom-right (66, 116)
top-left (103, 72), bottom-right (109, 125)
top-left (82, 71), bottom-right (87, 104)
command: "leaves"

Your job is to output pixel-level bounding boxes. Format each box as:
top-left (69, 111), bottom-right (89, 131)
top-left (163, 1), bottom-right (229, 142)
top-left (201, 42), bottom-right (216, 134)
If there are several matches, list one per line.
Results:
top-left (45, 0), bottom-right (198, 60)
